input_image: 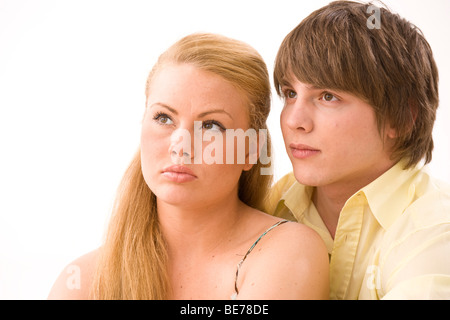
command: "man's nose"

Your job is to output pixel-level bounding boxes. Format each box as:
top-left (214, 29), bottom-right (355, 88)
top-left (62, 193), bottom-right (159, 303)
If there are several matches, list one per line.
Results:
top-left (282, 97), bottom-right (314, 133)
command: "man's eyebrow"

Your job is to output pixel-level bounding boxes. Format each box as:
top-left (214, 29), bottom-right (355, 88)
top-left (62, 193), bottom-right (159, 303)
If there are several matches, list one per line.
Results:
top-left (279, 79), bottom-right (323, 91)
top-left (149, 102), bottom-right (178, 114)
top-left (304, 84), bottom-right (322, 90)
top-left (198, 109), bottom-right (233, 120)
top-left (278, 77), bottom-right (292, 87)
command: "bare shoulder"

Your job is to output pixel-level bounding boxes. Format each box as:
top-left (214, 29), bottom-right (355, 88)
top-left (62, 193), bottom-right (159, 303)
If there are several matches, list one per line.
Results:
top-left (244, 209), bottom-right (328, 261)
top-left (270, 218), bottom-right (319, 239)
top-left (260, 220), bottom-right (328, 267)
top-left (237, 219), bottom-right (329, 299)
top-left (47, 248), bottom-right (100, 300)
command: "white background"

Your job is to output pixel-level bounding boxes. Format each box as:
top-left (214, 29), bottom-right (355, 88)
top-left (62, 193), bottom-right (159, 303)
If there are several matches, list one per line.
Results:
top-left (0, 0), bottom-right (449, 299)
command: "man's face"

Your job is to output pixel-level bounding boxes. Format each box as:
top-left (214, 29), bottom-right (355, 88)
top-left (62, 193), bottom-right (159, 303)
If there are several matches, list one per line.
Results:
top-left (280, 76), bottom-right (397, 192)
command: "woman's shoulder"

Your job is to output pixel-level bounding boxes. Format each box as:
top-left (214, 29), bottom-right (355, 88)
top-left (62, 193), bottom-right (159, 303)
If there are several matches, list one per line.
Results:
top-left (256, 216), bottom-right (327, 262)
top-left (47, 248), bottom-right (100, 300)
top-left (237, 212), bottom-right (329, 299)
top-left (246, 208), bottom-right (326, 253)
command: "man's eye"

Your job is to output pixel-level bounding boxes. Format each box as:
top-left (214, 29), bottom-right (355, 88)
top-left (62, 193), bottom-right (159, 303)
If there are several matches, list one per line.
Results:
top-left (285, 89), bottom-right (297, 99)
top-left (321, 92), bottom-right (338, 102)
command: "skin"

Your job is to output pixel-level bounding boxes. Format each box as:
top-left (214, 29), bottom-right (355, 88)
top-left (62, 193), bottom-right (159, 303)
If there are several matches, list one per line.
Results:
top-left (141, 63), bottom-right (253, 212)
top-left (48, 64), bottom-right (329, 300)
top-left (280, 76), bottom-right (397, 238)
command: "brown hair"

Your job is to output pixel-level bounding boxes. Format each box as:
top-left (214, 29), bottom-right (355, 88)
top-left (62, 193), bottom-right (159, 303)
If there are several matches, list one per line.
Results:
top-left (91, 33), bottom-right (272, 299)
top-left (274, 0), bottom-right (439, 168)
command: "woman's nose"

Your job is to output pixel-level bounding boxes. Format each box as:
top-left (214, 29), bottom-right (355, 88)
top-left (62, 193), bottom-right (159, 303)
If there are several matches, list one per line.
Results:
top-left (168, 127), bottom-right (196, 164)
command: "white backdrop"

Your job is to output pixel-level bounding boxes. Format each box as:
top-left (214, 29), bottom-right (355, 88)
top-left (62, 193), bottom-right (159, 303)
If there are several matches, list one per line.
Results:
top-left (0, 0), bottom-right (449, 299)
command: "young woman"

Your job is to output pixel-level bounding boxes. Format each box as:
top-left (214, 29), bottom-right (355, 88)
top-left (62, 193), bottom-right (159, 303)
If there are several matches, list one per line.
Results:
top-left (48, 33), bottom-right (328, 300)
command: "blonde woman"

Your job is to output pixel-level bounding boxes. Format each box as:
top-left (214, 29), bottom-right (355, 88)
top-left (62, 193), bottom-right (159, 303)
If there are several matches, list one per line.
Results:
top-left (48, 33), bottom-right (328, 300)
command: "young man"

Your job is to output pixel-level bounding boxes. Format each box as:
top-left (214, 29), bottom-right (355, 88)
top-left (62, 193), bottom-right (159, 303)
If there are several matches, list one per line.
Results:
top-left (266, 1), bottom-right (450, 299)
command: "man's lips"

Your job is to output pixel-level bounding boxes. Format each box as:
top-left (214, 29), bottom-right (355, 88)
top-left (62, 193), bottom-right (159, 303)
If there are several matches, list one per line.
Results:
top-left (289, 143), bottom-right (321, 159)
top-left (161, 165), bottom-right (197, 183)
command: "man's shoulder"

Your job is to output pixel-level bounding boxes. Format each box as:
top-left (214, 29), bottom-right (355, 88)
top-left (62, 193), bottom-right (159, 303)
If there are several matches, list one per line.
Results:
top-left (272, 172), bottom-right (298, 194)
top-left (377, 173), bottom-right (450, 299)
top-left (410, 168), bottom-right (450, 221)
top-left (380, 169), bottom-right (450, 252)
top-left (263, 172), bottom-right (298, 215)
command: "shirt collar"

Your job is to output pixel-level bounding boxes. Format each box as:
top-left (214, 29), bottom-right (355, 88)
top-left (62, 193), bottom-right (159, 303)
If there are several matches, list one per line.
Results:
top-left (361, 161), bottom-right (419, 230)
top-left (281, 181), bottom-right (314, 222)
top-left (280, 161), bottom-right (420, 230)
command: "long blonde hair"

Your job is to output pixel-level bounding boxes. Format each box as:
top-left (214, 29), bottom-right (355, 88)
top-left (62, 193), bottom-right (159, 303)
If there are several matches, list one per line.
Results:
top-left (91, 33), bottom-right (272, 299)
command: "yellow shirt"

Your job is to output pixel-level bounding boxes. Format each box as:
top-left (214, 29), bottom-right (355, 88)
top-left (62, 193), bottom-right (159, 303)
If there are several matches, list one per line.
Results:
top-left (265, 162), bottom-right (450, 299)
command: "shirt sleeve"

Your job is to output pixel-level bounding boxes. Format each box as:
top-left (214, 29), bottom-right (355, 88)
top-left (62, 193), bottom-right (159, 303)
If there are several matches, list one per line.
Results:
top-left (381, 274), bottom-right (450, 299)
top-left (379, 224), bottom-right (450, 300)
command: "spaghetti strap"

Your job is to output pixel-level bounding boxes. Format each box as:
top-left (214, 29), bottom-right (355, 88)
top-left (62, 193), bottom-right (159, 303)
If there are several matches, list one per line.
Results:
top-left (231, 220), bottom-right (289, 299)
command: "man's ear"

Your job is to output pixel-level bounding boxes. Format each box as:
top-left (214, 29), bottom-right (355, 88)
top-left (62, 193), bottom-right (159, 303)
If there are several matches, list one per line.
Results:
top-left (386, 125), bottom-right (397, 139)
top-left (386, 99), bottom-right (418, 140)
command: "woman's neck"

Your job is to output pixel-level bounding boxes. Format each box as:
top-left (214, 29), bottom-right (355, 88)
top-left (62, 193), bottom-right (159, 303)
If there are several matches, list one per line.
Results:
top-left (157, 196), bottom-right (244, 260)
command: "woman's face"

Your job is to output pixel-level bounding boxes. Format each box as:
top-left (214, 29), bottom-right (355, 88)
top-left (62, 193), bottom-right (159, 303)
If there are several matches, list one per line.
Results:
top-left (141, 63), bottom-right (253, 210)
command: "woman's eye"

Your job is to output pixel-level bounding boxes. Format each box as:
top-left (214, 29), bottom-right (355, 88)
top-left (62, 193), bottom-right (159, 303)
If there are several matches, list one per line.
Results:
top-left (153, 113), bottom-right (173, 125)
top-left (202, 120), bottom-right (225, 132)
top-left (321, 92), bottom-right (339, 102)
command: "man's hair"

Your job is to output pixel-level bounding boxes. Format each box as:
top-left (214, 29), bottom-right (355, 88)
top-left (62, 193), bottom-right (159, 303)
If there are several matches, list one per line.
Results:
top-left (274, 1), bottom-right (439, 168)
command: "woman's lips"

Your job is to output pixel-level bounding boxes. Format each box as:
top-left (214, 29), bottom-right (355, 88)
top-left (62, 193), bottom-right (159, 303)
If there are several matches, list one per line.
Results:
top-left (162, 165), bottom-right (197, 183)
top-left (289, 143), bottom-right (321, 159)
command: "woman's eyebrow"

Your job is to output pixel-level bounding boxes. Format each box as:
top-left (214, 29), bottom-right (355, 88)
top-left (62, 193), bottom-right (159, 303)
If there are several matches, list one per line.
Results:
top-left (198, 109), bottom-right (233, 120)
top-left (149, 102), bottom-right (178, 114)
top-left (149, 103), bottom-right (233, 120)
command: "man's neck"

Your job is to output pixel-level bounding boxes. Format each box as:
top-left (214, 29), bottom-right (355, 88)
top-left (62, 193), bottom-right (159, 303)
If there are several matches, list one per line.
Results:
top-left (312, 161), bottom-right (397, 239)
top-left (312, 187), bottom-right (347, 239)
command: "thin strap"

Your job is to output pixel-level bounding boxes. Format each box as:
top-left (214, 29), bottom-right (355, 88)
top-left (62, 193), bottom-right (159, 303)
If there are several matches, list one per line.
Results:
top-left (232, 220), bottom-right (289, 299)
